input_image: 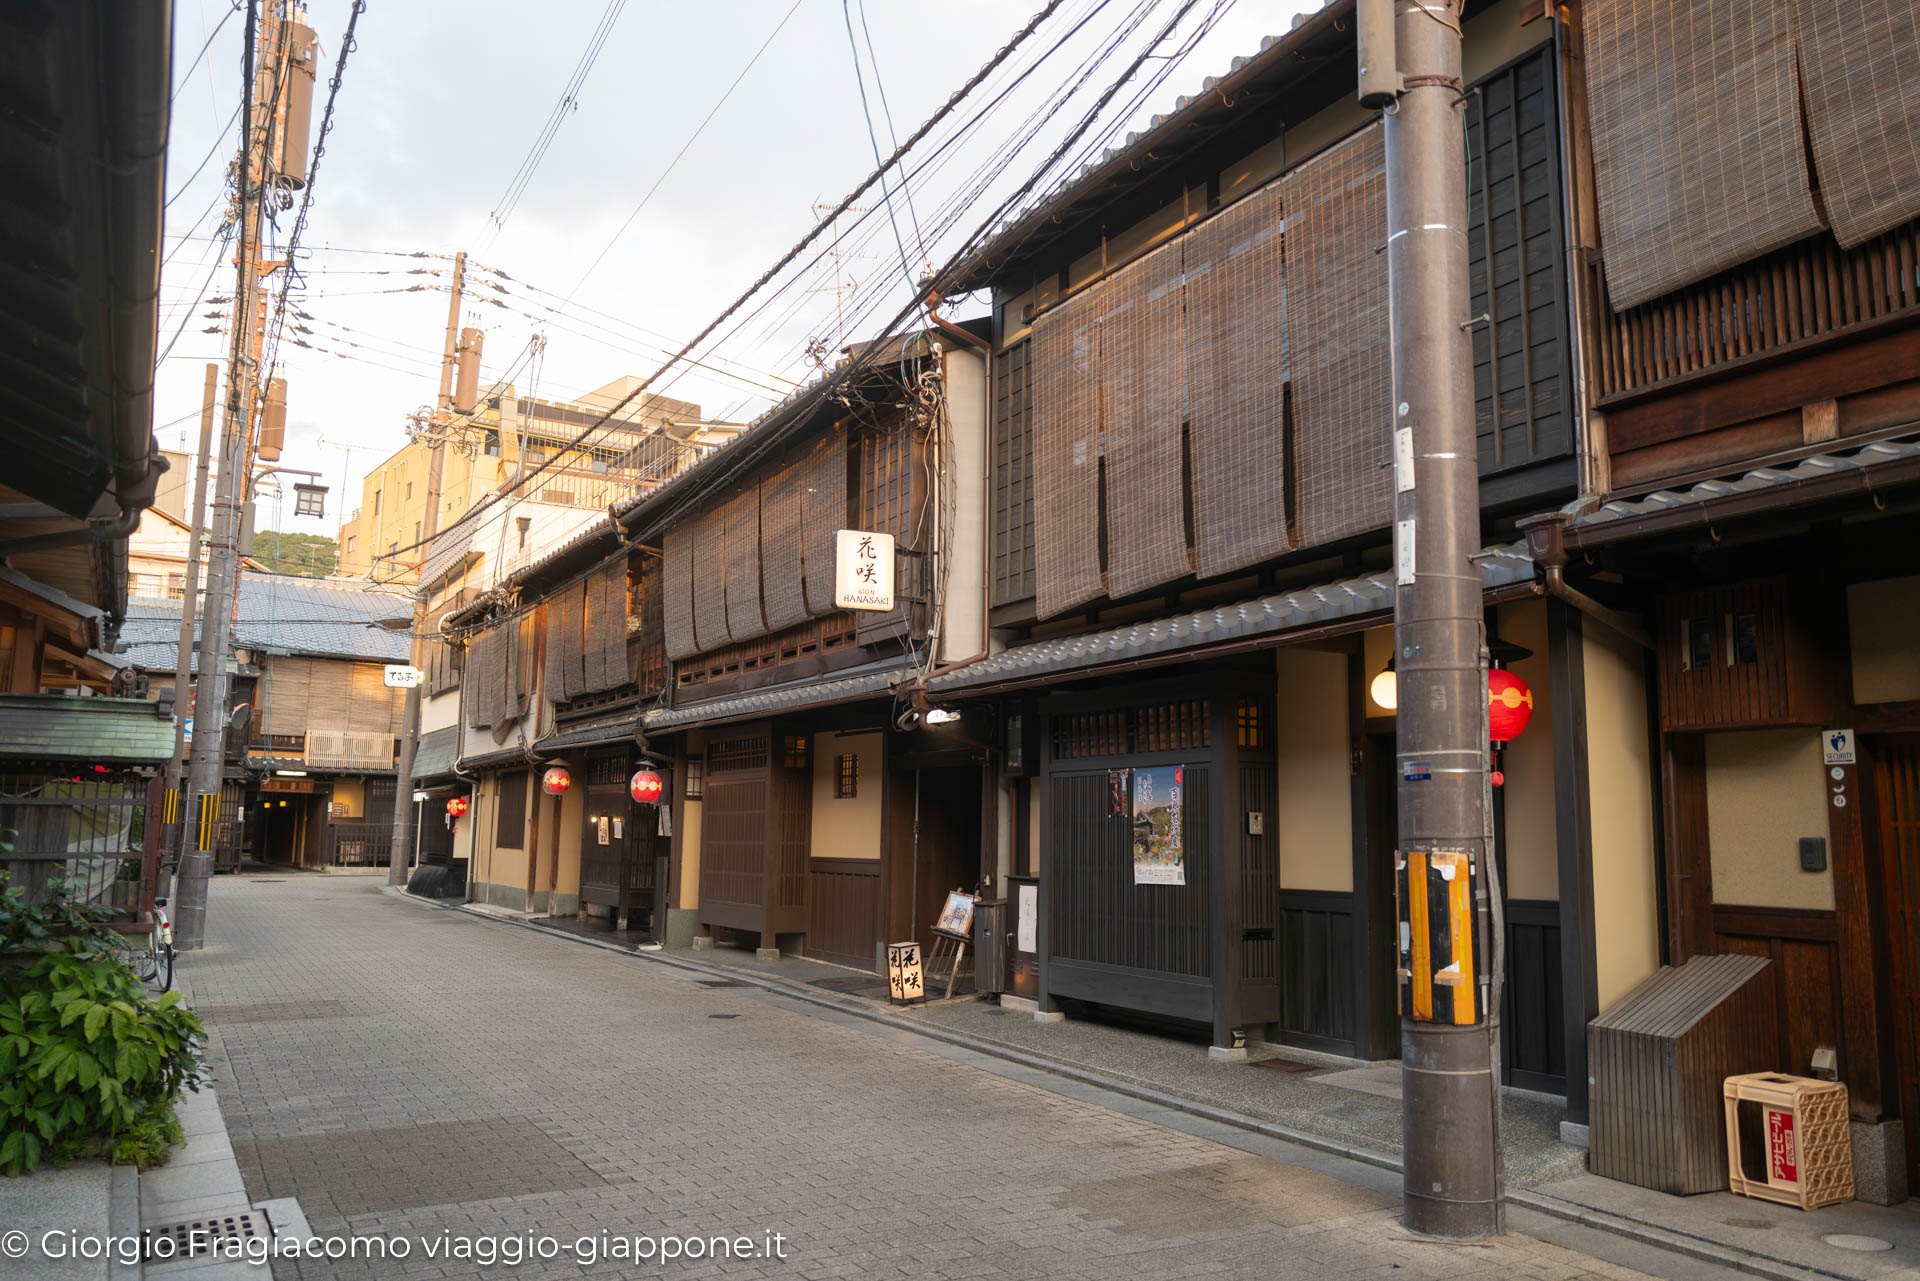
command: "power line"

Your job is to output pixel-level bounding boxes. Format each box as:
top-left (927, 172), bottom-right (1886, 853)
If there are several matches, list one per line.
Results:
top-left (476, 0), bottom-right (626, 254)
top-left (172, 0), bottom-right (243, 104)
top-left (567, 0), bottom-right (807, 295)
top-left (166, 101), bottom-right (243, 208)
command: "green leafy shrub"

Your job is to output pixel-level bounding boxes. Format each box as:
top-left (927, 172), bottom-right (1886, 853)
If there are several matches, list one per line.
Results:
top-left (0, 876), bottom-right (205, 1176)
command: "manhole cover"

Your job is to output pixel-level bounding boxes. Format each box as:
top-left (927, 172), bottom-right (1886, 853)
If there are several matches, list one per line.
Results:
top-left (144, 1210), bottom-right (267, 1262)
top-left (708, 1013), bottom-right (739, 1019)
top-left (1249, 1056), bottom-right (1318, 1074)
top-left (1822, 1235), bottom-right (1893, 1253)
top-left (697, 979), bottom-right (745, 988)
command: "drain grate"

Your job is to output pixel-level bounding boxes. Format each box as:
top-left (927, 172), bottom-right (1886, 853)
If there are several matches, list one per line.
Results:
top-left (1248, 1056), bottom-right (1319, 1075)
top-left (247, 879), bottom-right (286, 883)
top-left (708, 1013), bottom-right (739, 1019)
top-left (696, 979), bottom-right (745, 988)
top-left (144, 1209), bottom-right (267, 1262)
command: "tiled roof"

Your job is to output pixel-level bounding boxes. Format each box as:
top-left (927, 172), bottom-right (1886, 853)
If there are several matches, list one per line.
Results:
top-left (925, 544), bottom-right (1536, 695)
top-left (121, 575), bottom-right (414, 670)
top-left (642, 657), bottom-right (915, 732)
top-left (536, 710), bottom-right (640, 755)
top-left (0, 693), bottom-right (174, 764)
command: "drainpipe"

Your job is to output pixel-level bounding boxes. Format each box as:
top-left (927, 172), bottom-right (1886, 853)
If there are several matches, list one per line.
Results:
top-left (0, 507), bottom-right (143, 558)
top-left (1515, 511), bottom-right (1653, 651)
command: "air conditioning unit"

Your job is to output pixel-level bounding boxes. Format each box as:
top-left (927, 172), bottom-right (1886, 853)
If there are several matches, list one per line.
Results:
top-left (306, 731), bottom-right (394, 770)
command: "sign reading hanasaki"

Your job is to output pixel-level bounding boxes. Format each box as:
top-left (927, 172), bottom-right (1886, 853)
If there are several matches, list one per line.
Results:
top-left (833, 529), bottom-right (895, 611)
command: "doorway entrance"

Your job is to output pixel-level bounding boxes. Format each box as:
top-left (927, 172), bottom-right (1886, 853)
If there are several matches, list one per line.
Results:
top-left (887, 762), bottom-right (981, 956)
top-left (1870, 733), bottom-right (1920, 1190)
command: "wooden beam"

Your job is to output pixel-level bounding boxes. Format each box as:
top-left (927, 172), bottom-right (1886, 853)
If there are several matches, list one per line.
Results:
top-left (1550, 601), bottom-right (1600, 1126)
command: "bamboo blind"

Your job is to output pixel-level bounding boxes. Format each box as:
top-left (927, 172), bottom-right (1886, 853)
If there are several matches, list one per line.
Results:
top-left (1032, 286), bottom-right (1106, 619)
top-left (799, 430), bottom-right (849, 618)
top-left (1797, 0), bottom-right (1920, 250)
top-left (1186, 181), bottom-right (1291, 577)
top-left (723, 489), bottom-right (767, 643)
top-left (464, 627), bottom-right (500, 729)
top-left (584, 566), bottom-right (616, 694)
top-left (692, 504), bottom-right (730, 651)
top-left (759, 465), bottom-right (808, 631)
top-left (1584, 0), bottom-right (1823, 310)
top-left (259, 655), bottom-right (312, 739)
top-left (1285, 124), bottom-right (1392, 549)
top-left (1102, 236), bottom-right (1193, 598)
top-left (662, 525), bottom-right (697, 660)
top-left (542, 582), bottom-right (582, 703)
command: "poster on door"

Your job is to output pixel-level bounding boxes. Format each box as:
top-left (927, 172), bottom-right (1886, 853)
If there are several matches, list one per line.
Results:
top-left (1131, 765), bottom-right (1185, 886)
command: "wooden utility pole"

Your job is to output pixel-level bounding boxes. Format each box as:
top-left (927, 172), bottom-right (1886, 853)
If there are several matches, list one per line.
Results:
top-left (178, 1), bottom-right (313, 949)
top-left (388, 251), bottom-right (467, 885)
top-left (1365, 0), bottom-right (1505, 1238)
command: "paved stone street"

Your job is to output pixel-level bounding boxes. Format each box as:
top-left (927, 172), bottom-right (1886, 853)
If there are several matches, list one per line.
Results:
top-left (178, 876), bottom-right (1685, 1281)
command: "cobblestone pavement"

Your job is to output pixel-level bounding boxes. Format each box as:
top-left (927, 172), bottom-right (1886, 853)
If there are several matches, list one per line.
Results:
top-left (183, 876), bottom-right (1671, 1281)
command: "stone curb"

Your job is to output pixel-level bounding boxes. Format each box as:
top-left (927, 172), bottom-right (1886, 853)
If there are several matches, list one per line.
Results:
top-left (399, 889), bottom-right (1833, 1281)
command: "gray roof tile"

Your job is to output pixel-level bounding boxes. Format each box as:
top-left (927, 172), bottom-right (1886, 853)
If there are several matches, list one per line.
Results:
top-left (0, 693), bottom-right (175, 764)
top-left (121, 574), bottom-right (413, 671)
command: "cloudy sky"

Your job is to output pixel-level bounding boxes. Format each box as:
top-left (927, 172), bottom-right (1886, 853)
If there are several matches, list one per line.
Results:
top-left (158, 0), bottom-right (1310, 544)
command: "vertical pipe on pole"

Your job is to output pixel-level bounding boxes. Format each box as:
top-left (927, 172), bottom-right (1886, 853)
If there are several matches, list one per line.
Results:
top-left (169, 364), bottom-right (220, 799)
top-left (1381, 0), bottom-right (1505, 1237)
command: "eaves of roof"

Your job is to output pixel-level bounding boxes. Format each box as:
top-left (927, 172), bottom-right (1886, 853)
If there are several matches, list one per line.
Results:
top-left (943, 1), bottom-right (1353, 295)
top-left (924, 544), bottom-right (1537, 697)
top-left (642, 657), bottom-right (916, 733)
top-left (1565, 436), bottom-right (1920, 550)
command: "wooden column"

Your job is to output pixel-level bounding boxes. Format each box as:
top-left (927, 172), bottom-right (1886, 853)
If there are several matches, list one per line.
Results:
top-left (1550, 601), bottom-right (1601, 1126)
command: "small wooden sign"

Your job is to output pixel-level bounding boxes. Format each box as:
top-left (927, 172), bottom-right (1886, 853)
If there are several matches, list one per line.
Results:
top-left (886, 941), bottom-right (924, 1005)
top-left (595, 816), bottom-right (610, 845)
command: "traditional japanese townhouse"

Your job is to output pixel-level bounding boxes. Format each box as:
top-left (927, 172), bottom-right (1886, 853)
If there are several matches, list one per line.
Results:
top-left (440, 519), bottom-right (645, 923)
top-left (915, 0), bottom-right (1645, 1100)
top-left (607, 331), bottom-right (991, 969)
top-left (1508, 0), bottom-right (1920, 1201)
top-left (0, 0), bottom-right (174, 909)
top-left (123, 575), bottom-right (414, 870)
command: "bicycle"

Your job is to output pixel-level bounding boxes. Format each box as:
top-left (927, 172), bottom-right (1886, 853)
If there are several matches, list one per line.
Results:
top-left (106, 896), bottom-right (176, 994)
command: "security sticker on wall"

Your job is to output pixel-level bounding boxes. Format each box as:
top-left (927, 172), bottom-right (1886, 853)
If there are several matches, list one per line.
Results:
top-left (1821, 728), bottom-right (1855, 767)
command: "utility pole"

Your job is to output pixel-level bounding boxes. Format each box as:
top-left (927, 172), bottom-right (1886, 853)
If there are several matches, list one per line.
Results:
top-left (1364, 0), bottom-right (1504, 1238)
top-left (178, 1), bottom-right (314, 949)
top-left (388, 251), bottom-right (467, 885)
top-left (168, 364), bottom-right (220, 803)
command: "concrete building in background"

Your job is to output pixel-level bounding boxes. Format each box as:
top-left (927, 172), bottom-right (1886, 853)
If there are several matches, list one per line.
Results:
top-left (336, 377), bottom-right (737, 584)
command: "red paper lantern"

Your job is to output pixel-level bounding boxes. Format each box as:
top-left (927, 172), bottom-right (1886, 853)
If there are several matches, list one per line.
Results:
top-left (542, 766), bottom-right (572, 796)
top-left (446, 796), bottom-right (469, 819)
top-left (630, 768), bottom-right (664, 805)
top-left (1488, 668), bottom-right (1534, 744)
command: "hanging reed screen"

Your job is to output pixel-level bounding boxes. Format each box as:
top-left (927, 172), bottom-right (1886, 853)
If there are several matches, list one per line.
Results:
top-left (1185, 180), bottom-right (1290, 577)
top-left (662, 524), bottom-right (698, 661)
top-left (1584, 0), bottom-right (1823, 310)
top-left (1797, 0), bottom-right (1920, 249)
top-left (799, 430), bottom-right (849, 618)
top-left (692, 504), bottom-right (730, 650)
top-left (1285, 124), bottom-right (1391, 549)
top-left (1031, 287), bottom-right (1106, 619)
top-left (1102, 236), bottom-right (1193, 598)
top-left (759, 465), bottom-right (808, 631)
top-left (723, 489), bottom-right (766, 643)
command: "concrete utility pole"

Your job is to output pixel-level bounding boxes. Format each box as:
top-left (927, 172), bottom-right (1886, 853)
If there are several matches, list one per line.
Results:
top-left (1365, 0), bottom-right (1504, 1237)
top-left (388, 251), bottom-right (467, 885)
top-left (178, 1), bottom-right (312, 949)
top-left (168, 364), bottom-right (220, 799)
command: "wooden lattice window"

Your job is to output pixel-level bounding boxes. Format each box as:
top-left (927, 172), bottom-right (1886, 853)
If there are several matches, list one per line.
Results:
top-left (684, 757), bottom-right (705, 799)
top-left (1236, 697), bottom-right (1267, 749)
top-left (835, 753), bottom-right (858, 799)
top-left (782, 734), bottom-right (809, 771)
top-left (1053, 700), bottom-right (1212, 759)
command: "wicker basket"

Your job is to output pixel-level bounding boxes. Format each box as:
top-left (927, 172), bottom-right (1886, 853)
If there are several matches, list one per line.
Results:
top-left (1723, 1073), bottom-right (1854, 1210)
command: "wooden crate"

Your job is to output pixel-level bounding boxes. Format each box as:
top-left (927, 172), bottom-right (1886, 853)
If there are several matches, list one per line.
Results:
top-left (1724, 1073), bottom-right (1855, 1210)
top-left (1588, 953), bottom-right (1777, 1194)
